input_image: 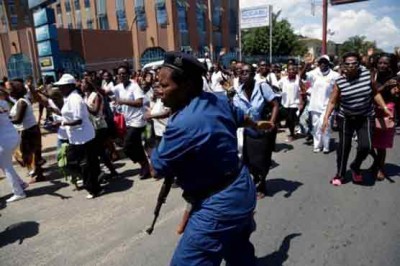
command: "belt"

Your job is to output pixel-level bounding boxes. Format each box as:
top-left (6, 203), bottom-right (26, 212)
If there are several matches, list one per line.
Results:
top-left (183, 164), bottom-right (242, 205)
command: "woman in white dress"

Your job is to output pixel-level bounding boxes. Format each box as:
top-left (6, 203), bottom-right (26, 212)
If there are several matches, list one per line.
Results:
top-left (0, 89), bottom-right (27, 202)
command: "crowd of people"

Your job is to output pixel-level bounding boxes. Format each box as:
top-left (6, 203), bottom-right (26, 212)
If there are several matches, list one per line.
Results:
top-left (0, 50), bottom-right (399, 264)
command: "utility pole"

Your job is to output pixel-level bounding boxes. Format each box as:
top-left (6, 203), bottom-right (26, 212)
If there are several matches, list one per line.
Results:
top-left (207, 0), bottom-right (214, 62)
top-left (322, 0), bottom-right (328, 54)
top-left (269, 5), bottom-right (273, 64)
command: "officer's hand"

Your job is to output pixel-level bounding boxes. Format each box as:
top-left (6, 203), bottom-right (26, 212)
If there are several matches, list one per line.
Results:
top-left (144, 111), bottom-right (152, 121)
top-left (257, 121), bottom-right (274, 131)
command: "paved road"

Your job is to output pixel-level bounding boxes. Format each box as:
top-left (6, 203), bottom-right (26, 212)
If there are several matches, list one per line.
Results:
top-left (1, 129), bottom-right (400, 266)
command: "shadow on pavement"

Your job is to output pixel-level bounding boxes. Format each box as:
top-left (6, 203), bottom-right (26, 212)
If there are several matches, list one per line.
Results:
top-left (256, 233), bottom-right (302, 266)
top-left (265, 178), bottom-right (303, 198)
top-left (26, 180), bottom-right (71, 200)
top-left (0, 221), bottom-right (40, 248)
top-left (104, 178), bottom-right (134, 195)
top-left (118, 168), bottom-right (141, 179)
top-left (275, 143), bottom-right (294, 153)
top-left (41, 146), bottom-right (57, 154)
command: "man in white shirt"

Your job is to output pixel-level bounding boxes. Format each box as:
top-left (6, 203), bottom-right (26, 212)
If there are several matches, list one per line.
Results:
top-left (210, 62), bottom-right (226, 94)
top-left (278, 64), bottom-right (302, 142)
top-left (54, 74), bottom-right (101, 199)
top-left (112, 65), bottom-right (151, 179)
top-left (306, 55), bottom-right (340, 153)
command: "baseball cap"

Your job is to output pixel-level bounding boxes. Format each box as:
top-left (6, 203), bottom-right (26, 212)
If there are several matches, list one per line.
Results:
top-left (317, 55), bottom-right (330, 63)
top-left (53, 74), bottom-right (76, 86)
top-left (162, 52), bottom-right (206, 77)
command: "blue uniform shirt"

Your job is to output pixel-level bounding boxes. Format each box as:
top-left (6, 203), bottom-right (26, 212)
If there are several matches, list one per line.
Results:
top-left (151, 92), bottom-right (256, 220)
top-left (233, 81), bottom-right (276, 137)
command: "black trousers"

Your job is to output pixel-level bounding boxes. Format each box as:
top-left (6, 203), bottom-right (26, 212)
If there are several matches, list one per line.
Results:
top-left (285, 107), bottom-right (298, 137)
top-left (66, 139), bottom-right (101, 195)
top-left (123, 126), bottom-right (146, 163)
top-left (336, 116), bottom-right (374, 178)
top-left (243, 128), bottom-right (277, 183)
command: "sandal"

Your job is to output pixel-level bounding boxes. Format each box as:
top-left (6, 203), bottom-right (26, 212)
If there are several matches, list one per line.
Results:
top-left (330, 176), bottom-right (343, 186)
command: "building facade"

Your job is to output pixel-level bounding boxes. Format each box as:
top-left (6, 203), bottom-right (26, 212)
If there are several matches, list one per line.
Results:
top-left (0, 0), bottom-right (239, 80)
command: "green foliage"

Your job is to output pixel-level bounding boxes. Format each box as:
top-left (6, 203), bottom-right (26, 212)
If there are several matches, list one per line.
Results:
top-left (339, 35), bottom-right (383, 56)
top-left (241, 13), bottom-right (307, 57)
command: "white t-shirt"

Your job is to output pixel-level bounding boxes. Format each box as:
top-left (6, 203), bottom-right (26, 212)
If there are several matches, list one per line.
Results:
top-left (61, 90), bottom-right (95, 145)
top-left (254, 73), bottom-right (266, 83)
top-left (267, 72), bottom-right (280, 88)
top-left (307, 68), bottom-right (340, 113)
top-left (102, 81), bottom-right (114, 94)
top-left (211, 71), bottom-right (225, 93)
top-left (278, 76), bottom-right (301, 108)
top-left (202, 76), bottom-right (212, 93)
top-left (48, 99), bottom-right (68, 140)
top-left (112, 81), bottom-right (146, 128)
top-left (150, 98), bottom-right (169, 137)
top-left (9, 98), bottom-right (37, 131)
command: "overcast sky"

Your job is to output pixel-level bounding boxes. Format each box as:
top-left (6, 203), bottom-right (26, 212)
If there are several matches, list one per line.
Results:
top-left (240, 0), bottom-right (400, 52)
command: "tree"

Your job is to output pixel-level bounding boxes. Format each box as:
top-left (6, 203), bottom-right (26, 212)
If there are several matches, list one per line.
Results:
top-left (242, 12), bottom-right (307, 56)
top-left (339, 35), bottom-right (383, 56)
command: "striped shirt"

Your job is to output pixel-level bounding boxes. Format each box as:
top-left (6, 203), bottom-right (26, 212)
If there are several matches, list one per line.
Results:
top-left (336, 67), bottom-right (374, 117)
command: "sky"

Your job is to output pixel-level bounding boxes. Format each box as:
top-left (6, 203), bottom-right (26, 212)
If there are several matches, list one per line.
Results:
top-left (240, 0), bottom-right (400, 52)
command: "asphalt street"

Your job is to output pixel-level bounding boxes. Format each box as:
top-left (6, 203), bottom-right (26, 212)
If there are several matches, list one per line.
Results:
top-left (1, 129), bottom-right (400, 266)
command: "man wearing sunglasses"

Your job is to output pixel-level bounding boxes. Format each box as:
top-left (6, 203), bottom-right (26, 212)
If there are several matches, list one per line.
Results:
top-left (321, 52), bottom-right (392, 186)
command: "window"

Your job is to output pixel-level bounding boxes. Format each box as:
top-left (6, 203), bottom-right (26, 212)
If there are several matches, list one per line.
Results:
top-left (55, 4), bottom-right (63, 28)
top-left (135, 0), bottom-right (147, 31)
top-left (7, 53), bottom-right (33, 81)
top-left (74, 0), bottom-right (80, 10)
top-left (212, 0), bottom-right (222, 31)
top-left (196, 1), bottom-right (207, 46)
top-left (177, 0), bottom-right (189, 46)
top-left (10, 15), bottom-right (18, 29)
top-left (84, 0), bottom-right (90, 8)
top-left (66, 13), bottom-right (73, 29)
top-left (155, 0), bottom-right (167, 27)
top-left (65, 0), bottom-right (71, 12)
top-left (116, 0), bottom-right (128, 30)
top-left (76, 10), bottom-right (82, 29)
top-left (96, 0), bottom-right (109, 29)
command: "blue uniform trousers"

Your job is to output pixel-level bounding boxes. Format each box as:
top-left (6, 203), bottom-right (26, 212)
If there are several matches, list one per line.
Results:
top-left (170, 211), bottom-right (256, 266)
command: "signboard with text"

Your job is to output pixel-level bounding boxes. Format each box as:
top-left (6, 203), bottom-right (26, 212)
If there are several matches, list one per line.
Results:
top-left (240, 6), bottom-right (269, 29)
top-left (331, 0), bottom-right (368, 5)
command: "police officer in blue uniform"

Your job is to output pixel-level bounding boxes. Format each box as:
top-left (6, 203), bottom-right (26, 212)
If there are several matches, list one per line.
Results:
top-left (151, 52), bottom-right (274, 265)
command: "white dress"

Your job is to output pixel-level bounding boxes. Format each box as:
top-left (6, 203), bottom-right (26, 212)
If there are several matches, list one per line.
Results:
top-left (0, 100), bottom-right (25, 196)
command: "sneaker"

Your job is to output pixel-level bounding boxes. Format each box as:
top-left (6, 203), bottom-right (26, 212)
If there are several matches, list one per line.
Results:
top-left (313, 147), bottom-right (321, 153)
top-left (323, 148), bottom-right (330, 154)
top-left (6, 194), bottom-right (26, 203)
top-left (86, 194), bottom-right (94, 199)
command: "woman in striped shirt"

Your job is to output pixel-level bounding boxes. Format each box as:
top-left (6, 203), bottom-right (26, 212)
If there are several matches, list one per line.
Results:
top-left (321, 52), bottom-right (392, 186)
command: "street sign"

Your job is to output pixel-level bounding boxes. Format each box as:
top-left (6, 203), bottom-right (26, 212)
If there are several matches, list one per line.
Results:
top-left (240, 6), bottom-right (269, 29)
top-left (331, 0), bottom-right (368, 5)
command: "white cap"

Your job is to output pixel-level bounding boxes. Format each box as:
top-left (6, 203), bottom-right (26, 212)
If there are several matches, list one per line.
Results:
top-left (317, 55), bottom-right (330, 63)
top-left (53, 74), bottom-right (76, 86)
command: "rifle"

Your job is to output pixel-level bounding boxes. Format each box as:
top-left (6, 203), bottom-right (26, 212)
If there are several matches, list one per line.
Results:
top-left (146, 176), bottom-right (174, 235)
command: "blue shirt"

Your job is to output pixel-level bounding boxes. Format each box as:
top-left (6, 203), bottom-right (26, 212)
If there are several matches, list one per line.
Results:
top-left (151, 92), bottom-right (256, 220)
top-left (233, 81), bottom-right (276, 136)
